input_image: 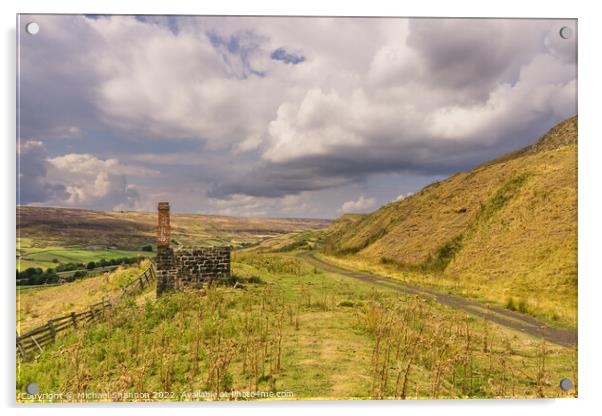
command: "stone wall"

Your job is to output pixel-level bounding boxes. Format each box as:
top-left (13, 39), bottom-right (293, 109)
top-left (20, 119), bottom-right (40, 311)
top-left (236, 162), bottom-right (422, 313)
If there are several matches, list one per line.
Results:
top-left (156, 246), bottom-right (231, 296)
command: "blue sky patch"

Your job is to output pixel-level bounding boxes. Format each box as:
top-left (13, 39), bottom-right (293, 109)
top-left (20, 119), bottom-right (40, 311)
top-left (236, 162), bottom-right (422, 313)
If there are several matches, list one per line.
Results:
top-left (271, 48), bottom-right (306, 65)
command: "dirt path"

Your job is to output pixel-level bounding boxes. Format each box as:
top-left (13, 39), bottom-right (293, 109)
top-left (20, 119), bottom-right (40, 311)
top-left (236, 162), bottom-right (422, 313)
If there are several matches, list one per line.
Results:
top-left (299, 252), bottom-right (577, 347)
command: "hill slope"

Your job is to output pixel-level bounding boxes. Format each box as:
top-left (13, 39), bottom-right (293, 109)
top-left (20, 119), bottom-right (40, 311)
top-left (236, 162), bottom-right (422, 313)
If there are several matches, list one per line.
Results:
top-left (17, 207), bottom-right (330, 249)
top-left (322, 116), bottom-right (577, 326)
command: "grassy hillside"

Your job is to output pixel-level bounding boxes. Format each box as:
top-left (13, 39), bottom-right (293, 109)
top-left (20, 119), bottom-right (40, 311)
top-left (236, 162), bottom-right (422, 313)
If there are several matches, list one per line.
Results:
top-left (321, 116), bottom-right (577, 327)
top-left (17, 207), bottom-right (330, 250)
top-left (16, 207), bottom-right (330, 270)
top-left (17, 253), bottom-right (576, 401)
top-left (17, 261), bottom-right (152, 333)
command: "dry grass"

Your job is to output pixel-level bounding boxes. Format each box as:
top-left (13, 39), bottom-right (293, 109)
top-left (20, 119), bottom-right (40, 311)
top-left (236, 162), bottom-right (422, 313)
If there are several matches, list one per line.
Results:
top-left (17, 261), bottom-right (150, 333)
top-left (361, 294), bottom-right (577, 399)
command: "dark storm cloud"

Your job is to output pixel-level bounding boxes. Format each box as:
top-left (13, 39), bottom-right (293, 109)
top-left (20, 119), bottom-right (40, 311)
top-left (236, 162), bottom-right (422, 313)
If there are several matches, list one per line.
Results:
top-left (17, 141), bottom-right (67, 204)
top-left (209, 135), bottom-right (520, 198)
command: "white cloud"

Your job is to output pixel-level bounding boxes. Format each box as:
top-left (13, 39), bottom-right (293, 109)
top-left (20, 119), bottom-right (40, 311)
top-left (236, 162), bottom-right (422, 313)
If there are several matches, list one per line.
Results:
top-left (45, 153), bottom-right (158, 209)
top-left (48, 153), bottom-right (158, 178)
top-left (338, 195), bottom-right (376, 213)
top-left (394, 192), bottom-right (414, 202)
top-left (208, 193), bottom-right (313, 217)
top-left (17, 145), bottom-right (157, 210)
top-left (263, 20), bottom-right (577, 165)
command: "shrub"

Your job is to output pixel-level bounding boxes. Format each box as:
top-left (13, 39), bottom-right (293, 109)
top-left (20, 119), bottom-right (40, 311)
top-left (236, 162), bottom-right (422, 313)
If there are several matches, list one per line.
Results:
top-left (518, 299), bottom-right (529, 314)
top-left (73, 270), bottom-right (87, 279)
top-left (422, 234), bottom-right (463, 272)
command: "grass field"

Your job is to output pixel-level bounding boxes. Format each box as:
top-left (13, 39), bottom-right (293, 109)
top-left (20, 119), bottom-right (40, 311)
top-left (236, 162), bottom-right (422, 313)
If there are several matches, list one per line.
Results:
top-left (17, 252), bottom-right (577, 401)
top-left (17, 261), bottom-right (151, 333)
top-left (17, 238), bottom-right (150, 271)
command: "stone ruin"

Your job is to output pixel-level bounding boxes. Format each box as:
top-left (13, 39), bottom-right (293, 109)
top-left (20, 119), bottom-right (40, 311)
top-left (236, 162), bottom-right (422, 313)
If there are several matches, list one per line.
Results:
top-left (156, 202), bottom-right (231, 296)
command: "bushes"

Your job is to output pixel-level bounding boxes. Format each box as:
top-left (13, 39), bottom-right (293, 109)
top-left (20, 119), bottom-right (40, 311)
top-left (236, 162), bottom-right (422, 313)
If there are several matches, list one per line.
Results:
top-left (16, 267), bottom-right (59, 285)
top-left (73, 270), bottom-right (88, 279)
top-left (222, 274), bottom-right (265, 287)
top-left (476, 173), bottom-right (530, 223)
top-left (505, 297), bottom-right (530, 314)
top-left (55, 262), bottom-right (86, 272)
top-left (421, 234), bottom-right (464, 272)
top-left (17, 256), bottom-right (148, 286)
top-left (337, 300), bottom-right (355, 308)
top-left (505, 297), bottom-right (517, 311)
top-left (233, 253), bottom-right (304, 276)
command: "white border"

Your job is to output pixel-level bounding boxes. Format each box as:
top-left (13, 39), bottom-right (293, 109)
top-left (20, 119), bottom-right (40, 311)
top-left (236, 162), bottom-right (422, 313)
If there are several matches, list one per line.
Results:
top-left (2, 1), bottom-right (601, 415)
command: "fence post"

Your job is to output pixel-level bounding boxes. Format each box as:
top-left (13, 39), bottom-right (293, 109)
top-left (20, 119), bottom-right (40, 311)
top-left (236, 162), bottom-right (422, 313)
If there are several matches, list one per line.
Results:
top-left (16, 331), bottom-right (28, 360)
top-left (47, 320), bottom-right (57, 341)
top-left (139, 276), bottom-right (145, 291)
top-left (71, 311), bottom-right (78, 328)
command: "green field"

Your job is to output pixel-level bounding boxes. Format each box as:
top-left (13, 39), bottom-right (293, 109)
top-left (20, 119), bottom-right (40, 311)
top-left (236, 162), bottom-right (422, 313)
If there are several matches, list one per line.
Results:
top-left (17, 239), bottom-right (151, 271)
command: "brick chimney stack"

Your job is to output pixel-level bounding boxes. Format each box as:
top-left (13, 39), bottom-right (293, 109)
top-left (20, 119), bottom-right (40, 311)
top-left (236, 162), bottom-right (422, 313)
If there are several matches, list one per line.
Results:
top-left (157, 202), bottom-right (170, 248)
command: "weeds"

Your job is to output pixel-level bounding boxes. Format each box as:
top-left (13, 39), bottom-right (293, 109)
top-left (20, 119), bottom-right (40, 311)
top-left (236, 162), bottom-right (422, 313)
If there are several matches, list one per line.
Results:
top-left (362, 295), bottom-right (567, 399)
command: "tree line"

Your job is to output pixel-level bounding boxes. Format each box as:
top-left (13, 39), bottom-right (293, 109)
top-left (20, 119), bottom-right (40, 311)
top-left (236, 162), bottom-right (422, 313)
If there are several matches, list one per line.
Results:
top-left (17, 256), bottom-right (148, 286)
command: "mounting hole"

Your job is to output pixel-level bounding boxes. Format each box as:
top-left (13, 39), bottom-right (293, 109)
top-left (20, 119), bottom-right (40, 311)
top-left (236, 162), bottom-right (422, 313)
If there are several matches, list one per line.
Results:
top-left (559, 26), bottom-right (572, 40)
top-left (25, 22), bottom-right (40, 35)
top-left (559, 378), bottom-right (574, 391)
top-left (25, 383), bottom-right (39, 394)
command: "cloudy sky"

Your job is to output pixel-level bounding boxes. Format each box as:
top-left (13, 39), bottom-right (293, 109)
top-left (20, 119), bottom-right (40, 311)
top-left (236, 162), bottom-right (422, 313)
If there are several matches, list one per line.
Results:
top-left (17, 15), bottom-right (577, 218)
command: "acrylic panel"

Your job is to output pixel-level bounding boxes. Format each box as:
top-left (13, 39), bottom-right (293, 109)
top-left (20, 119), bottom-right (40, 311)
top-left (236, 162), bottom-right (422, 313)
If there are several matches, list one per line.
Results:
top-left (16, 14), bottom-right (578, 402)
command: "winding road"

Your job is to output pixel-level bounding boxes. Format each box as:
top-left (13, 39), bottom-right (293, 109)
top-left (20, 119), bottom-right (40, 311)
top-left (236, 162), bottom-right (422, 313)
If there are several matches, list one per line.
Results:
top-left (299, 252), bottom-right (577, 348)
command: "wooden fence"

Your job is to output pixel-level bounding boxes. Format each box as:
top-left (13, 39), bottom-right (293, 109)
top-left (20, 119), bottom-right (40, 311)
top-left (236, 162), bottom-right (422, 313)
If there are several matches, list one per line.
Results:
top-left (16, 263), bottom-right (156, 360)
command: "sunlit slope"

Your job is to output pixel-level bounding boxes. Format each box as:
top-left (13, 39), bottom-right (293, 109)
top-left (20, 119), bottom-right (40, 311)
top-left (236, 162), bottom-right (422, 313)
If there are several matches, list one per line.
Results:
top-left (322, 116), bottom-right (577, 323)
top-left (17, 207), bottom-right (330, 249)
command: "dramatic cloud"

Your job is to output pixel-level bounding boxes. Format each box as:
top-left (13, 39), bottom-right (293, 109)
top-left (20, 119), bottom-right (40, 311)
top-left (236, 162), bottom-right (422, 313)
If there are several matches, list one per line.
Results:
top-left (46, 153), bottom-right (158, 210)
top-left (259, 19), bottom-right (577, 186)
top-left (17, 140), bottom-right (156, 210)
top-left (17, 16), bottom-right (577, 216)
top-left (338, 195), bottom-right (376, 213)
